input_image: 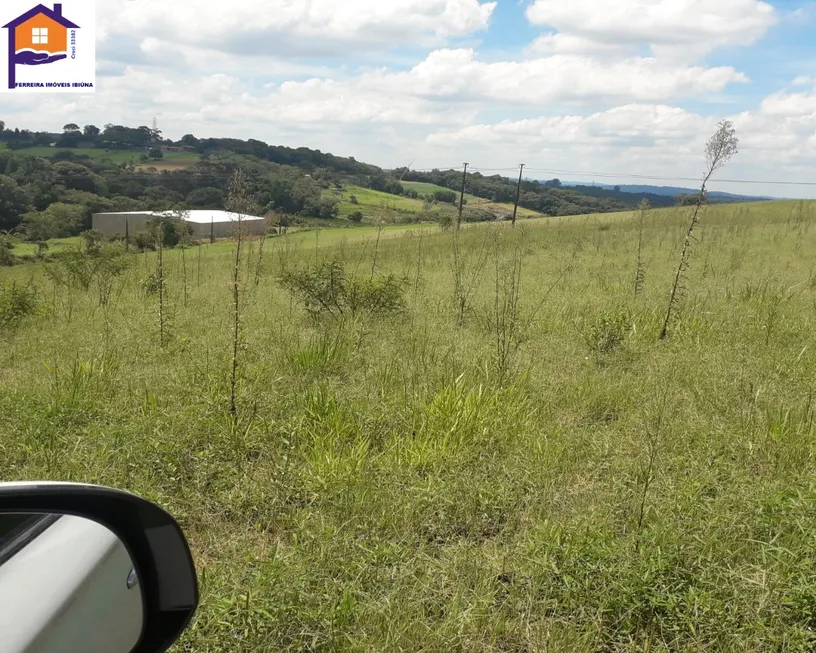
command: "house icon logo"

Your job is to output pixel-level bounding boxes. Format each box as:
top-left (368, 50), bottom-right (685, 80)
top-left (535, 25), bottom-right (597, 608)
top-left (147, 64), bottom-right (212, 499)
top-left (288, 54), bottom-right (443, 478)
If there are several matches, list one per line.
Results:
top-left (1, 1), bottom-right (95, 93)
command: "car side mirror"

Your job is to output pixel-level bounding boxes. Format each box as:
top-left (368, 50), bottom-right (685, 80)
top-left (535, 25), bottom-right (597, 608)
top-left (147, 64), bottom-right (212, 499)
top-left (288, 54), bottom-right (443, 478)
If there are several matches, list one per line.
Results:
top-left (0, 482), bottom-right (199, 653)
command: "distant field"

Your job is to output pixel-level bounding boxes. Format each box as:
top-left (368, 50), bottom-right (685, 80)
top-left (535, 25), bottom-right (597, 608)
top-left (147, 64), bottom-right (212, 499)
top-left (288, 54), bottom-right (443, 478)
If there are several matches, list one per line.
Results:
top-left (8, 237), bottom-right (81, 257)
top-left (402, 181), bottom-right (482, 204)
top-left (136, 157), bottom-right (200, 171)
top-left (325, 185), bottom-right (450, 218)
top-left (209, 222), bottom-right (434, 253)
top-left (402, 181), bottom-right (542, 218)
top-left (6, 145), bottom-right (200, 168)
top-left (8, 225), bottom-right (430, 260)
top-left (326, 184), bottom-right (542, 222)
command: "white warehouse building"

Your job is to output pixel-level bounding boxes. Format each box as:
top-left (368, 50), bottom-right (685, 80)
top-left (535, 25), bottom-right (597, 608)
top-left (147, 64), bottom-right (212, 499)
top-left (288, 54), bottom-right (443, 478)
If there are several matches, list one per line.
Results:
top-left (92, 210), bottom-right (268, 239)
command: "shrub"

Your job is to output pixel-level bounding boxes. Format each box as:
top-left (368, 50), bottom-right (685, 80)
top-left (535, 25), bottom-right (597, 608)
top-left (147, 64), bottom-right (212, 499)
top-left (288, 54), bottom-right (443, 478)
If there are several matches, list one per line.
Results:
top-left (349, 195), bottom-right (359, 205)
top-left (280, 259), bottom-right (407, 321)
top-left (462, 207), bottom-right (498, 223)
top-left (23, 203), bottom-right (85, 240)
top-left (46, 245), bottom-right (131, 305)
top-left (433, 189), bottom-right (458, 204)
top-left (584, 309), bottom-right (631, 358)
top-left (0, 282), bottom-right (38, 329)
top-left (438, 212), bottom-right (454, 230)
top-left (142, 272), bottom-right (163, 296)
top-left (147, 217), bottom-right (192, 249)
top-left (79, 229), bottom-right (105, 254)
top-left (132, 232), bottom-right (156, 252)
top-left (349, 211), bottom-right (364, 223)
top-left (0, 244), bottom-right (15, 267)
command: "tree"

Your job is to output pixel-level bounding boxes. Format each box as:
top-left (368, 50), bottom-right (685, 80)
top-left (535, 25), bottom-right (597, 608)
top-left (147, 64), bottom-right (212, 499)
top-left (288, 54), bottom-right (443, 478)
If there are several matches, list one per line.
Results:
top-left (52, 162), bottom-right (108, 195)
top-left (544, 178), bottom-right (562, 188)
top-left (186, 187), bottom-right (225, 208)
top-left (660, 120), bottom-right (738, 340)
top-left (433, 189), bottom-right (457, 204)
top-left (101, 124), bottom-right (152, 149)
top-left (147, 217), bottom-right (191, 249)
top-left (56, 131), bottom-right (83, 147)
top-left (63, 123), bottom-right (80, 133)
top-left (180, 134), bottom-right (198, 147)
top-left (142, 186), bottom-right (184, 207)
top-left (677, 193), bottom-right (708, 206)
top-left (304, 196), bottom-right (339, 219)
top-left (0, 175), bottom-right (30, 231)
top-left (0, 121), bottom-right (5, 133)
top-left (83, 125), bottom-right (100, 138)
top-left (149, 148), bottom-right (164, 161)
top-left (22, 202), bottom-right (85, 240)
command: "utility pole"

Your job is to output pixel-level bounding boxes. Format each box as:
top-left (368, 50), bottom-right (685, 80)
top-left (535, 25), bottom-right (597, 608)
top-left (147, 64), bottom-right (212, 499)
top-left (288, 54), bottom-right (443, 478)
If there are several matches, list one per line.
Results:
top-left (457, 162), bottom-right (469, 229)
top-left (512, 163), bottom-right (525, 228)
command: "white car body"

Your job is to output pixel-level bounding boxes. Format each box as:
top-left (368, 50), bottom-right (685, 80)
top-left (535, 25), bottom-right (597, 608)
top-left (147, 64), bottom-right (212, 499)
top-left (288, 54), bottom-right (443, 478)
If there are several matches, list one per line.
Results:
top-left (0, 515), bottom-right (143, 653)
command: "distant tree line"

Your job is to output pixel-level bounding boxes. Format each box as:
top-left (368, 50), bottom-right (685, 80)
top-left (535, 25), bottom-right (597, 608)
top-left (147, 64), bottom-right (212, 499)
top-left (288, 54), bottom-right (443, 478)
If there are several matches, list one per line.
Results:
top-left (393, 169), bottom-right (678, 217)
top-left (0, 146), bottom-right (343, 239)
top-left (0, 120), bottom-right (695, 244)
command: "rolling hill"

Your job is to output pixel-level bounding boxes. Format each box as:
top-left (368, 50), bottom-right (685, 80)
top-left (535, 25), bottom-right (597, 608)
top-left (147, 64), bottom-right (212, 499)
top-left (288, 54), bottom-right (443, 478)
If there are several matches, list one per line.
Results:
top-left (562, 182), bottom-right (774, 202)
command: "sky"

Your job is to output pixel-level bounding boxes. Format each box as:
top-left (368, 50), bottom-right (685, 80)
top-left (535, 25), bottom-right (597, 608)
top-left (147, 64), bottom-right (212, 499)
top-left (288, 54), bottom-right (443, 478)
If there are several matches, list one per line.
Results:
top-left (3, 0), bottom-right (816, 198)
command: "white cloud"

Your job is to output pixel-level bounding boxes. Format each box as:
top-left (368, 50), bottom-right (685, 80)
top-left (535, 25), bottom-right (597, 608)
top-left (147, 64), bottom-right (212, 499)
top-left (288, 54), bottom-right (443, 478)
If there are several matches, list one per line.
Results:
top-left (759, 87), bottom-right (816, 117)
top-left (526, 0), bottom-right (776, 59)
top-left (421, 98), bottom-right (816, 197)
top-left (427, 104), bottom-right (710, 149)
top-left (21, 47), bottom-right (740, 133)
top-left (99, 0), bottom-right (497, 56)
top-left (258, 49), bottom-right (747, 115)
top-left (527, 33), bottom-right (634, 56)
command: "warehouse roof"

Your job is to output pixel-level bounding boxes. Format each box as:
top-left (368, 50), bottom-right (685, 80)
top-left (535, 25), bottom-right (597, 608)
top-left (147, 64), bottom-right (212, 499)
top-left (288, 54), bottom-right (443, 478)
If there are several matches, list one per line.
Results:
top-left (98, 210), bottom-right (265, 224)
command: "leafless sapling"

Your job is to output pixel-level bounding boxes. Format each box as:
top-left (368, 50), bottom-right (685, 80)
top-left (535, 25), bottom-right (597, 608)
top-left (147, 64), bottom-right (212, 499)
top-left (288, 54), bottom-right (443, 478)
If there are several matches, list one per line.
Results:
top-left (659, 120), bottom-right (739, 340)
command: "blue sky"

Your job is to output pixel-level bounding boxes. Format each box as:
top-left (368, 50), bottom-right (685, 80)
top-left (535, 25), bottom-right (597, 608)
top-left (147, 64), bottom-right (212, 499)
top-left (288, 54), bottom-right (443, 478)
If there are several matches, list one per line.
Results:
top-left (4, 0), bottom-right (816, 197)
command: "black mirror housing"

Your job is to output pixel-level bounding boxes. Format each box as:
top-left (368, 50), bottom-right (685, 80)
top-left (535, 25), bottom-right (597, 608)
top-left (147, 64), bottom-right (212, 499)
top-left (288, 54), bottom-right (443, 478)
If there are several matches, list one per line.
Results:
top-left (0, 482), bottom-right (199, 653)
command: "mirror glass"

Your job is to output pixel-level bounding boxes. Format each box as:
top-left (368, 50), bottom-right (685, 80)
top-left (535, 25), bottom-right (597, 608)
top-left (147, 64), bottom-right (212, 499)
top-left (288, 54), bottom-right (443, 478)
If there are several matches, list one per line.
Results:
top-left (0, 513), bottom-right (144, 653)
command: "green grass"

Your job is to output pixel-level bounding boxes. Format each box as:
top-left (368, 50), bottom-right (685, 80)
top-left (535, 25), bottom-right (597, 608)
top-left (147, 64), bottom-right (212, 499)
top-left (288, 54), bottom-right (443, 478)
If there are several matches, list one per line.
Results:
top-left (402, 181), bottom-right (483, 204)
top-left (205, 223), bottom-right (436, 253)
top-left (325, 183), bottom-right (542, 222)
top-left (3, 144), bottom-right (199, 166)
top-left (4, 200), bottom-right (816, 650)
top-left (8, 236), bottom-right (81, 257)
top-left (402, 181), bottom-right (542, 218)
top-left (325, 185), bottom-right (450, 219)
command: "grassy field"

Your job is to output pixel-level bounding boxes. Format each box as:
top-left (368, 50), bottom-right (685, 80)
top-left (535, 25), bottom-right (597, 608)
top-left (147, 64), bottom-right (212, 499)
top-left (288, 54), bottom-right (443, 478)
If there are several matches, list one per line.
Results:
top-left (402, 181), bottom-right (542, 218)
top-left (137, 157), bottom-right (200, 171)
top-left (1, 144), bottom-right (200, 167)
top-left (325, 184), bottom-right (450, 218)
top-left (326, 184), bottom-right (542, 222)
top-left (7, 236), bottom-right (81, 257)
top-left (4, 200), bottom-right (816, 650)
top-left (402, 181), bottom-right (483, 204)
